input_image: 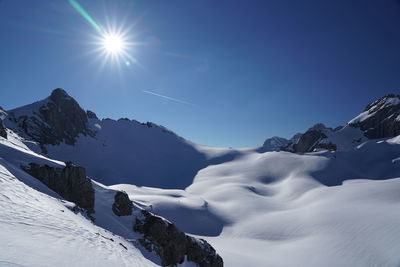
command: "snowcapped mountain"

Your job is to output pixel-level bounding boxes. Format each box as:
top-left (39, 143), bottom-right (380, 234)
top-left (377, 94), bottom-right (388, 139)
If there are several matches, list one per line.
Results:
top-left (0, 127), bottom-right (222, 267)
top-left (349, 94), bottom-right (400, 138)
top-left (4, 89), bottom-right (241, 189)
top-left (1, 90), bottom-right (400, 267)
top-left (262, 94), bottom-right (400, 153)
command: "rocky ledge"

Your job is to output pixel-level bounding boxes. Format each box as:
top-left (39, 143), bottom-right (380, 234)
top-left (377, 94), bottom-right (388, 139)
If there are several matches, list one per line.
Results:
top-left (0, 118), bottom-right (6, 139)
top-left (134, 209), bottom-right (223, 267)
top-left (22, 162), bottom-right (95, 213)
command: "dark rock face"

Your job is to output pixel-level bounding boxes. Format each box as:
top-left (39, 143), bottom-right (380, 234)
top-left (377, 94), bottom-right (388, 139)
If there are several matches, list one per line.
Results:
top-left (185, 236), bottom-right (223, 267)
top-left (86, 110), bottom-right (98, 119)
top-left (0, 119), bottom-right (6, 139)
top-left (22, 162), bottom-right (95, 213)
top-left (282, 124), bottom-right (335, 153)
top-left (259, 136), bottom-right (289, 152)
top-left (134, 210), bottom-right (223, 267)
top-left (294, 129), bottom-right (327, 153)
top-left (112, 191), bottom-right (133, 216)
top-left (350, 94), bottom-right (400, 139)
top-left (39, 89), bottom-right (94, 145)
top-left (9, 88), bottom-right (94, 146)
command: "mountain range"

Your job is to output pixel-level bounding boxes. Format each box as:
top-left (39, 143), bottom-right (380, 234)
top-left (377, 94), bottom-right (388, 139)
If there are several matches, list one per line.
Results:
top-left (1, 89), bottom-right (400, 267)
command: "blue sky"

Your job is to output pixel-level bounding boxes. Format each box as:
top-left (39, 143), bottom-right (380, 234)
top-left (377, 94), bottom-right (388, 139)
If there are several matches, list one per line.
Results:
top-left (0, 0), bottom-right (399, 147)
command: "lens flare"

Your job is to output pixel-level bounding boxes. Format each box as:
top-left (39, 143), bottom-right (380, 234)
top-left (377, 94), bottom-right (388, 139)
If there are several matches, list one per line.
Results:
top-left (101, 33), bottom-right (125, 53)
top-left (69, 0), bottom-right (142, 70)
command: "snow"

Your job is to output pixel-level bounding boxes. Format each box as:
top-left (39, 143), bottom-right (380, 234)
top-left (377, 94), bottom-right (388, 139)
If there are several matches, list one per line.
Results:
top-left (0, 161), bottom-right (157, 267)
top-left (2, 127), bottom-right (400, 267)
top-left (2, 93), bottom-right (400, 266)
top-left (382, 96), bottom-right (400, 108)
top-left (348, 110), bottom-right (371, 124)
top-left (321, 125), bottom-right (366, 151)
top-left (349, 95), bottom-right (400, 124)
top-left (109, 136), bottom-right (400, 267)
top-left (43, 118), bottom-right (242, 189)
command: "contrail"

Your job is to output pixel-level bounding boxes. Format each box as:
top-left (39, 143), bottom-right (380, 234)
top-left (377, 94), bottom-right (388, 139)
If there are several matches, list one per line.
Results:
top-left (142, 90), bottom-right (194, 106)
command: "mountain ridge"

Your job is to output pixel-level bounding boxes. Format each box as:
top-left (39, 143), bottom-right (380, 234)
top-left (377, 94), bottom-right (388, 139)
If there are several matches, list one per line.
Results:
top-left (1, 89), bottom-right (400, 266)
top-left (3, 89), bottom-right (400, 187)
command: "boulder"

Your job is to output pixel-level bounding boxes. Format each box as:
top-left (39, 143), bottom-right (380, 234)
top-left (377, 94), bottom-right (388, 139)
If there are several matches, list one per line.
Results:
top-left (134, 209), bottom-right (223, 267)
top-left (112, 191), bottom-right (133, 216)
top-left (22, 162), bottom-right (95, 213)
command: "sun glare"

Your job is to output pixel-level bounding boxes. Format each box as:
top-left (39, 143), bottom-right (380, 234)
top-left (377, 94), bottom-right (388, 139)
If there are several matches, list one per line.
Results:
top-left (102, 33), bottom-right (124, 54)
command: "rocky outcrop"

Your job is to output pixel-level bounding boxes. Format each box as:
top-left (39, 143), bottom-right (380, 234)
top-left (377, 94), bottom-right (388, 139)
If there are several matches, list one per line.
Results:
top-left (38, 89), bottom-right (94, 145)
top-left (259, 136), bottom-right (289, 152)
top-left (22, 162), bottom-right (95, 213)
top-left (0, 119), bottom-right (6, 139)
top-left (282, 124), bottom-right (337, 153)
top-left (8, 88), bottom-right (95, 146)
top-left (86, 110), bottom-right (98, 119)
top-left (294, 128), bottom-right (327, 153)
top-left (349, 94), bottom-right (400, 139)
top-left (134, 210), bottom-right (223, 267)
top-left (112, 191), bottom-right (133, 216)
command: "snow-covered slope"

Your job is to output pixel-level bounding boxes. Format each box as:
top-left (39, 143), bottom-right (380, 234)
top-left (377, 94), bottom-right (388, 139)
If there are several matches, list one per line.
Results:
top-left (5, 89), bottom-right (242, 189)
top-left (114, 136), bottom-right (400, 267)
top-left (2, 90), bottom-right (400, 267)
top-left (44, 118), bottom-right (241, 189)
top-left (0, 131), bottom-right (158, 267)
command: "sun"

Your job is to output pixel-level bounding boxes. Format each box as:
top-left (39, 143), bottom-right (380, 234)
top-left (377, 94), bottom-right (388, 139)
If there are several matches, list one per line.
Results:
top-left (101, 33), bottom-right (125, 54)
top-left (89, 24), bottom-right (141, 69)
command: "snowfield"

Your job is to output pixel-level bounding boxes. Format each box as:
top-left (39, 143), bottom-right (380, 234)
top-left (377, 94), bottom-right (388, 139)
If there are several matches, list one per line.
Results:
top-left (1, 92), bottom-right (400, 266)
top-left (2, 129), bottom-right (400, 266)
top-left (113, 136), bottom-right (400, 267)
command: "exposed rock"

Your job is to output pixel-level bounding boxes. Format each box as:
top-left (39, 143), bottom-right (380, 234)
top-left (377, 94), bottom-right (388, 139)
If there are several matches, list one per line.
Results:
top-left (185, 236), bottom-right (223, 267)
top-left (259, 136), bottom-right (289, 152)
top-left (0, 119), bottom-right (6, 139)
top-left (7, 88), bottom-right (95, 146)
top-left (280, 124), bottom-right (339, 153)
top-left (112, 191), bottom-right (133, 216)
top-left (349, 94), bottom-right (400, 139)
top-left (118, 118), bottom-right (130, 121)
top-left (86, 110), bottom-right (98, 119)
top-left (314, 142), bottom-right (337, 151)
top-left (22, 162), bottom-right (95, 213)
top-left (294, 129), bottom-right (327, 153)
top-left (134, 210), bottom-right (223, 267)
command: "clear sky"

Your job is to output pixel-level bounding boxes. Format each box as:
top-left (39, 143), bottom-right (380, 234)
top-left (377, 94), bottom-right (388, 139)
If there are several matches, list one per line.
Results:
top-left (0, 0), bottom-right (399, 147)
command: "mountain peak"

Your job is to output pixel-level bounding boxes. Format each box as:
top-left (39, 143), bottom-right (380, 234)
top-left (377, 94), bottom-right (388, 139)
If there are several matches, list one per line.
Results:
top-left (364, 94), bottom-right (400, 112)
top-left (5, 89), bottom-right (94, 146)
top-left (49, 88), bottom-right (73, 104)
top-left (349, 94), bottom-right (400, 139)
top-left (50, 88), bottom-right (69, 97)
